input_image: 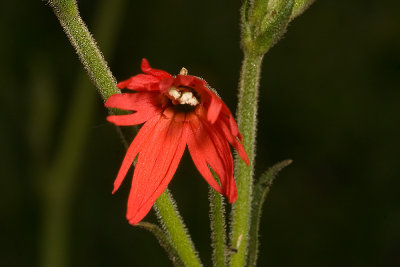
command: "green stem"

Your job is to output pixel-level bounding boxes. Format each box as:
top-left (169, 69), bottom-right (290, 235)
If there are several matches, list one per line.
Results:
top-left (48, 0), bottom-right (118, 100)
top-left (229, 51), bottom-right (263, 267)
top-left (209, 188), bottom-right (227, 267)
top-left (48, 0), bottom-right (200, 265)
top-left (154, 190), bottom-right (202, 267)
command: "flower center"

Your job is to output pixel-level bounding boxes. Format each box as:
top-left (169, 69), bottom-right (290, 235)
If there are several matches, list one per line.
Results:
top-left (165, 67), bottom-right (200, 111)
top-left (168, 87), bottom-right (199, 107)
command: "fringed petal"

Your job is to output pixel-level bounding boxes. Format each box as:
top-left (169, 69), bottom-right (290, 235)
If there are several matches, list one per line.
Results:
top-left (141, 58), bottom-right (173, 80)
top-left (117, 74), bottom-right (160, 91)
top-left (126, 117), bottom-right (189, 225)
top-left (107, 106), bottom-right (160, 126)
top-left (105, 92), bottom-right (160, 111)
top-left (216, 119), bottom-right (249, 165)
top-left (187, 116), bottom-right (237, 202)
top-left (112, 115), bottom-right (162, 193)
top-left (202, 121), bottom-right (237, 202)
top-left (207, 96), bottom-right (223, 124)
top-left (174, 75), bottom-right (196, 87)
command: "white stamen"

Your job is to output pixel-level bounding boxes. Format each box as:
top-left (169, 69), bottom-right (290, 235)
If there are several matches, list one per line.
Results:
top-left (168, 88), bottom-right (199, 106)
top-left (168, 88), bottom-right (181, 99)
top-left (180, 92), bottom-right (199, 106)
top-left (179, 67), bottom-right (188, 75)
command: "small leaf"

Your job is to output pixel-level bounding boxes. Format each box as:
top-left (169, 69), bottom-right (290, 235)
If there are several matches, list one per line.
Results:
top-left (247, 159), bottom-right (293, 267)
top-left (240, 0), bottom-right (295, 55)
top-left (291, 0), bottom-right (316, 20)
top-left (255, 0), bottom-right (295, 54)
top-left (136, 222), bottom-right (184, 267)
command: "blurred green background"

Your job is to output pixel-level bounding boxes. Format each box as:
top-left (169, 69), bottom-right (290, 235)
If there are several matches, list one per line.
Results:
top-left (1, 0), bottom-right (400, 266)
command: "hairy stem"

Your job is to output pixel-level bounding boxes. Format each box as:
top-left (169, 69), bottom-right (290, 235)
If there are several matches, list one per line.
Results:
top-left (209, 188), bottom-right (227, 267)
top-left (229, 51), bottom-right (263, 267)
top-left (48, 0), bottom-right (118, 99)
top-left (154, 190), bottom-right (202, 267)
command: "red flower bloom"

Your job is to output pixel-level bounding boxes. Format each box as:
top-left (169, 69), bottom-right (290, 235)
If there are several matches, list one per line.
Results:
top-left (106, 59), bottom-right (249, 225)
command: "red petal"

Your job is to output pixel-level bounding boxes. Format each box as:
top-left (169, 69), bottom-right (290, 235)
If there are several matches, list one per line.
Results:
top-left (117, 74), bottom-right (160, 91)
top-left (112, 115), bottom-right (162, 193)
top-left (174, 75), bottom-right (196, 87)
top-left (107, 106), bottom-right (160, 126)
top-left (207, 96), bottom-right (223, 124)
top-left (105, 92), bottom-right (159, 111)
top-left (141, 58), bottom-right (173, 80)
top-left (227, 110), bottom-right (241, 140)
top-left (187, 116), bottom-right (237, 200)
top-left (126, 117), bottom-right (189, 225)
top-left (216, 119), bottom-right (249, 165)
top-left (202, 121), bottom-right (237, 202)
top-left (158, 77), bottom-right (175, 93)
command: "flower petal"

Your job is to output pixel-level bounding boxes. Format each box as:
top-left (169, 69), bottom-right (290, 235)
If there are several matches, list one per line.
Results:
top-left (207, 96), bottom-right (223, 124)
top-left (112, 115), bottom-right (162, 193)
top-left (107, 106), bottom-right (160, 126)
top-left (216, 119), bottom-right (249, 165)
top-left (105, 92), bottom-right (160, 111)
top-left (202, 121), bottom-right (238, 202)
top-left (126, 117), bottom-right (189, 225)
top-left (141, 58), bottom-right (173, 80)
top-left (187, 116), bottom-right (237, 200)
top-left (174, 75), bottom-right (196, 87)
top-left (117, 74), bottom-right (161, 91)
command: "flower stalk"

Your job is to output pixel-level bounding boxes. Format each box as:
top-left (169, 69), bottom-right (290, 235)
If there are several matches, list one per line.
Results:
top-left (47, 0), bottom-right (200, 265)
top-left (209, 187), bottom-right (227, 267)
top-left (230, 0), bottom-right (292, 265)
top-left (155, 190), bottom-right (202, 267)
top-left (229, 0), bottom-right (314, 266)
top-left (229, 50), bottom-right (263, 267)
top-left (47, 0), bottom-right (118, 100)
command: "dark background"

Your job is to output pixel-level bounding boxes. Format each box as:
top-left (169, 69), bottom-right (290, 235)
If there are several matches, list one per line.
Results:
top-left (1, 0), bottom-right (400, 266)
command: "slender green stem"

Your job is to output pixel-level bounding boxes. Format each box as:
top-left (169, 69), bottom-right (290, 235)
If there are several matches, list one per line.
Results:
top-left (48, 0), bottom-right (200, 265)
top-left (229, 51), bottom-right (263, 267)
top-left (48, 0), bottom-right (118, 100)
top-left (209, 188), bottom-right (227, 267)
top-left (154, 190), bottom-right (202, 267)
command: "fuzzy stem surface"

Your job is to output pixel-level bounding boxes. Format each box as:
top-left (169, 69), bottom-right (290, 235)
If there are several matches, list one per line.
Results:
top-left (229, 51), bottom-right (263, 267)
top-left (155, 190), bottom-right (202, 267)
top-left (209, 188), bottom-right (227, 267)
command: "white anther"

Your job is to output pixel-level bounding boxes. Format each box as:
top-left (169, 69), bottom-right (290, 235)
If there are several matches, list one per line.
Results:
top-left (168, 88), bottom-right (181, 99)
top-left (180, 92), bottom-right (199, 106)
top-left (179, 67), bottom-right (188, 75)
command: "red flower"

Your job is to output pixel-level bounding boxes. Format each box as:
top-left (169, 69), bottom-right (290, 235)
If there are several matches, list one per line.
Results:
top-left (106, 59), bottom-right (249, 225)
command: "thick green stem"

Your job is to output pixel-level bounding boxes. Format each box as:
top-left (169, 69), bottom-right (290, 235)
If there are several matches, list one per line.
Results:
top-left (229, 51), bottom-right (263, 267)
top-left (154, 190), bottom-right (202, 267)
top-left (209, 188), bottom-right (227, 267)
top-left (48, 0), bottom-right (200, 265)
